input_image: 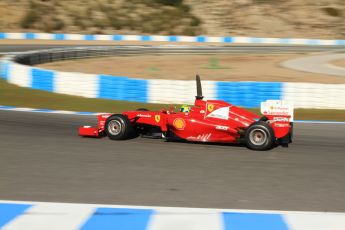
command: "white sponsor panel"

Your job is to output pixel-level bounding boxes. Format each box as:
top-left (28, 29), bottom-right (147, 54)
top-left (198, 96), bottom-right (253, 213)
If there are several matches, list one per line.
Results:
top-left (261, 100), bottom-right (294, 121)
top-left (8, 63), bottom-right (31, 88)
top-left (54, 72), bottom-right (98, 98)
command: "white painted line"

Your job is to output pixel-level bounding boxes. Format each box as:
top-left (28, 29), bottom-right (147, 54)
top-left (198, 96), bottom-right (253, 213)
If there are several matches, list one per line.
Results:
top-left (284, 212), bottom-right (345, 230)
top-left (1, 200), bottom-right (345, 216)
top-left (148, 209), bottom-right (223, 230)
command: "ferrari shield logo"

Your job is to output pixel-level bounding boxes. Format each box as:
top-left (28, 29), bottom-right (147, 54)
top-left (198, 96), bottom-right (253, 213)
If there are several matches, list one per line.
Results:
top-left (207, 104), bottom-right (214, 112)
top-left (155, 115), bottom-right (161, 123)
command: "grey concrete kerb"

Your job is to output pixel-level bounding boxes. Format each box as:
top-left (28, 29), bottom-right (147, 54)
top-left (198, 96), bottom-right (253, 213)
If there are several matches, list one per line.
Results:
top-left (282, 53), bottom-right (345, 76)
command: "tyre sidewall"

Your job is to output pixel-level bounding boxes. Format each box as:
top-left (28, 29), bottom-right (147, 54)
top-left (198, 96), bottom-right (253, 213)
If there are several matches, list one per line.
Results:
top-left (105, 115), bottom-right (131, 140)
top-left (245, 122), bottom-right (275, 151)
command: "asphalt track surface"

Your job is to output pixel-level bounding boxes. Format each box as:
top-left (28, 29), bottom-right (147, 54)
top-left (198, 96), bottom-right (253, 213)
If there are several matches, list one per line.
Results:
top-left (1, 110), bottom-right (345, 212)
top-left (282, 53), bottom-right (345, 77)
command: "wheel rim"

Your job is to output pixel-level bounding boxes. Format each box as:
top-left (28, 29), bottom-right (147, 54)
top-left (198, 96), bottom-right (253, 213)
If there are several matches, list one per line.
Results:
top-left (249, 129), bottom-right (267, 145)
top-left (108, 120), bottom-right (122, 135)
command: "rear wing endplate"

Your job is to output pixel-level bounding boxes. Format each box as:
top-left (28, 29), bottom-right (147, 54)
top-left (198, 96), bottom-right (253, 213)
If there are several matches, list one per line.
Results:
top-left (261, 100), bottom-right (294, 122)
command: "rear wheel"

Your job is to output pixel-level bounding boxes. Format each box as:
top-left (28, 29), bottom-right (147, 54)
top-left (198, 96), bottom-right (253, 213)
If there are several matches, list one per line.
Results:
top-left (245, 122), bottom-right (275, 151)
top-left (105, 114), bottom-right (135, 140)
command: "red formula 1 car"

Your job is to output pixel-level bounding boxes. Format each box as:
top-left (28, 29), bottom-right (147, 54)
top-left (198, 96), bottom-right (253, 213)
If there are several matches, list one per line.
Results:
top-left (79, 76), bottom-right (293, 150)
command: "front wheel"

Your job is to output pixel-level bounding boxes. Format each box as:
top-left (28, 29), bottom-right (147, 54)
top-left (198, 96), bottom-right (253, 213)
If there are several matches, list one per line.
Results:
top-left (105, 114), bottom-right (135, 140)
top-left (245, 122), bottom-right (275, 151)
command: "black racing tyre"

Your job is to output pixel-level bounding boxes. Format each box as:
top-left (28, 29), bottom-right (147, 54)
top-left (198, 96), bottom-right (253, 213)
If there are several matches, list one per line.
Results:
top-left (245, 121), bottom-right (275, 151)
top-left (289, 122), bottom-right (293, 143)
top-left (136, 108), bottom-right (149, 111)
top-left (105, 114), bottom-right (135, 140)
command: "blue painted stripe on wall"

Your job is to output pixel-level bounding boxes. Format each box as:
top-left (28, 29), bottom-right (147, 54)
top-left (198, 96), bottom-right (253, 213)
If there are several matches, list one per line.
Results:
top-left (336, 40), bottom-right (345, 45)
top-left (80, 207), bottom-right (153, 230)
top-left (141, 35), bottom-right (151, 41)
top-left (98, 75), bottom-right (129, 100)
top-left (113, 35), bottom-right (123, 41)
top-left (0, 203), bottom-right (32, 228)
top-left (197, 36), bottom-right (206, 42)
top-left (0, 61), bottom-right (10, 80)
top-left (31, 69), bottom-right (55, 92)
top-left (223, 212), bottom-right (289, 230)
top-left (25, 33), bottom-right (35, 39)
top-left (85, 34), bottom-right (95, 40)
top-left (223, 37), bottom-right (233, 43)
top-left (216, 82), bottom-right (282, 108)
top-left (0, 32), bottom-right (5, 39)
top-left (54, 34), bottom-right (65, 40)
top-left (98, 75), bottom-right (148, 102)
top-left (125, 78), bottom-right (148, 103)
top-left (0, 61), bottom-right (3, 79)
top-left (168, 36), bottom-right (178, 42)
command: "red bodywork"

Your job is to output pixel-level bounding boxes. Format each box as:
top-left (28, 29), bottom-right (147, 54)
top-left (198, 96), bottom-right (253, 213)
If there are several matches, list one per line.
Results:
top-left (79, 98), bottom-right (292, 144)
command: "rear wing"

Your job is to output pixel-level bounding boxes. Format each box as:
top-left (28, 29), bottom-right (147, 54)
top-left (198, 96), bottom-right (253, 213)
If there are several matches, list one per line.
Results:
top-left (260, 100), bottom-right (294, 122)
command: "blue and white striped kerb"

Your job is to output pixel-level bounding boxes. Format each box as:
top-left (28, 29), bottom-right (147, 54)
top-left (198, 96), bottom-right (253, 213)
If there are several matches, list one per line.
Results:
top-left (1, 32), bottom-right (345, 45)
top-left (1, 60), bottom-right (345, 109)
top-left (1, 200), bottom-right (345, 230)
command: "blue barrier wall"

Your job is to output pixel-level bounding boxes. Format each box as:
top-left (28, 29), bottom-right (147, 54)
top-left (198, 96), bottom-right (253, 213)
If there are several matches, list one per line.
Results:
top-left (216, 82), bottom-right (282, 108)
top-left (98, 75), bottom-right (148, 103)
top-left (0, 62), bottom-right (9, 81)
top-left (31, 68), bottom-right (55, 92)
top-left (1, 59), bottom-right (344, 109)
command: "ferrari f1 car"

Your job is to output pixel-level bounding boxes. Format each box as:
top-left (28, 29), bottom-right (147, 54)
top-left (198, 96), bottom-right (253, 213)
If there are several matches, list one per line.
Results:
top-left (79, 76), bottom-right (293, 150)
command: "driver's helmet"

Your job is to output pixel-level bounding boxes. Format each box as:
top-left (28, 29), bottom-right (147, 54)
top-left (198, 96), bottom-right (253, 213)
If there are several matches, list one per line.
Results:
top-left (180, 105), bottom-right (191, 113)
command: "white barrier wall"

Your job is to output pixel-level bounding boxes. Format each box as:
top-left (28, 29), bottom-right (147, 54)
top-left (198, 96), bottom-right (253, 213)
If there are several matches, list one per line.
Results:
top-left (283, 83), bottom-right (345, 109)
top-left (8, 62), bottom-right (32, 88)
top-left (1, 58), bottom-right (344, 109)
top-left (1, 32), bottom-right (345, 45)
top-left (54, 72), bottom-right (98, 98)
top-left (148, 80), bottom-right (217, 104)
